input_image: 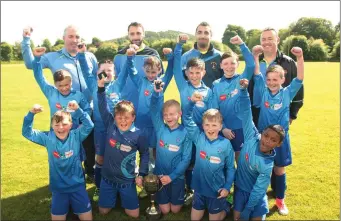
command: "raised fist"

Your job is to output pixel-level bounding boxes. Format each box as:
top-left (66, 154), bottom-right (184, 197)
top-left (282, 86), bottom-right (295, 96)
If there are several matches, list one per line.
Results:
top-left (178, 34), bottom-right (189, 44)
top-left (67, 100), bottom-right (79, 111)
top-left (129, 44), bottom-right (139, 51)
top-left (23, 26), bottom-right (33, 37)
top-left (230, 35), bottom-right (243, 45)
top-left (191, 91), bottom-right (203, 103)
top-left (30, 104), bottom-right (43, 114)
top-left (33, 47), bottom-right (46, 57)
top-left (126, 48), bottom-right (137, 56)
top-left (252, 45), bottom-right (263, 57)
top-left (291, 47), bottom-right (303, 58)
top-left (163, 48), bottom-right (172, 55)
top-left (239, 79), bottom-right (249, 89)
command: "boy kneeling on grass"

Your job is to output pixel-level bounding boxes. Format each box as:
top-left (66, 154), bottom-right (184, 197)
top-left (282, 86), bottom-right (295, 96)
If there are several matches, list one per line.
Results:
top-left (22, 101), bottom-right (94, 221)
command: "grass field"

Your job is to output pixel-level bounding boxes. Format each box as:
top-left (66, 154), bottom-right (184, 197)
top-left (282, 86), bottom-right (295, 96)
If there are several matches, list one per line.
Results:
top-left (1, 62), bottom-right (340, 220)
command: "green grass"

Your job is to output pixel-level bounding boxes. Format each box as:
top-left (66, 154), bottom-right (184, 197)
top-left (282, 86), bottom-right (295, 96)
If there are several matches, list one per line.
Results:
top-left (1, 62), bottom-right (340, 220)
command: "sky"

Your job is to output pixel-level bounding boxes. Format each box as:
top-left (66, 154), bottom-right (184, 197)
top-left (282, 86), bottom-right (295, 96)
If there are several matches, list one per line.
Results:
top-left (1, 1), bottom-right (340, 45)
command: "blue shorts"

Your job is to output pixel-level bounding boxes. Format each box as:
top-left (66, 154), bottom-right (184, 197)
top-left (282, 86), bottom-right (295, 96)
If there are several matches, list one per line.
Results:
top-left (156, 178), bottom-right (185, 205)
top-left (51, 187), bottom-right (91, 216)
top-left (274, 133), bottom-right (291, 167)
top-left (233, 186), bottom-right (268, 218)
top-left (94, 127), bottom-right (106, 156)
top-left (98, 177), bottom-right (139, 210)
top-left (142, 127), bottom-right (157, 148)
top-left (230, 128), bottom-right (244, 152)
top-left (192, 192), bottom-right (230, 214)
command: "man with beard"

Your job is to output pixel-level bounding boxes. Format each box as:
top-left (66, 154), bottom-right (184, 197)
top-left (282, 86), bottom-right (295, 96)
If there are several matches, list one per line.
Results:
top-left (113, 22), bottom-right (163, 109)
top-left (181, 22), bottom-right (223, 88)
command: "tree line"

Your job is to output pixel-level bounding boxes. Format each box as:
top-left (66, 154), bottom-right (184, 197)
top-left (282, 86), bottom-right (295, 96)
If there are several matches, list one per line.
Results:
top-left (1, 17), bottom-right (340, 62)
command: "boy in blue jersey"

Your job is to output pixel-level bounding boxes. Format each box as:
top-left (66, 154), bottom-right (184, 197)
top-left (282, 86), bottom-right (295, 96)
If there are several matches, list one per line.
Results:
top-left (211, 35), bottom-right (255, 162)
top-left (78, 46), bottom-right (130, 202)
top-left (173, 34), bottom-right (214, 205)
top-left (234, 78), bottom-right (285, 221)
top-left (32, 47), bottom-right (91, 129)
top-left (96, 75), bottom-right (149, 218)
top-left (22, 101), bottom-right (94, 221)
top-left (150, 81), bottom-right (192, 214)
top-left (183, 94), bottom-right (235, 221)
top-left (252, 46), bottom-right (304, 216)
top-left (124, 46), bottom-right (174, 175)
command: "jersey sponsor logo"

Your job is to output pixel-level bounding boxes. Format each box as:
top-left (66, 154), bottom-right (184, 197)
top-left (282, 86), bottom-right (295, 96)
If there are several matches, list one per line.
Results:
top-left (56, 103), bottom-right (62, 110)
top-left (109, 138), bottom-right (117, 148)
top-left (109, 92), bottom-right (119, 99)
top-left (159, 139), bottom-right (165, 147)
top-left (144, 90), bottom-right (150, 96)
top-left (168, 144), bottom-right (180, 152)
top-left (264, 101), bottom-right (282, 110)
top-left (230, 89), bottom-right (238, 97)
top-left (120, 144), bottom-right (132, 152)
top-left (53, 151), bottom-right (60, 158)
top-left (187, 96), bottom-right (191, 101)
top-left (195, 101), bottom-right (205, 107)
top-left (64, 150), bottom-right (73, 158)
top-left (211, 61), bottom-right (217, 70)
top-left (220, 95), bottom-right (227, 100)
top-left (200, 151), bottom-right (221, 164)
top-left (245, 153), bottom-right (249, 161)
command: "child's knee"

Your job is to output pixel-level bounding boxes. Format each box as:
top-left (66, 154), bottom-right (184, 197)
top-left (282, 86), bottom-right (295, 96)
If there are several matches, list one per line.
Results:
top-left (95, 155), bottom-right (104, 165)
top-left (274, 166), bottom-right (285, 175)
top-left (98, 207), bottom-right (111, 215)
top-left (170, 204), bottom-right (182, 214)
top-left (125, 208), bottom-right (139, 218)
top-left (160, 204), bottom-right (171, 215)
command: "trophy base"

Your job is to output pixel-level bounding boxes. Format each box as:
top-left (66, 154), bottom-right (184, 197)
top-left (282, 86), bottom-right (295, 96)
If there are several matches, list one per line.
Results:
top-left (145, 206), bottom-right (161, 221)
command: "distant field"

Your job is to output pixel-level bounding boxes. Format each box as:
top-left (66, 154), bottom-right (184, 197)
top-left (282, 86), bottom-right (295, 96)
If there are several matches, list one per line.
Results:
top-left (1, 62), bottom-right (340, 220)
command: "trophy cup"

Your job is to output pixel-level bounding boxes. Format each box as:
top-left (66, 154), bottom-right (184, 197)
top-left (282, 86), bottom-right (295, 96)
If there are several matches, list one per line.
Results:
top-left (143, 174), bottom-right (163, 220)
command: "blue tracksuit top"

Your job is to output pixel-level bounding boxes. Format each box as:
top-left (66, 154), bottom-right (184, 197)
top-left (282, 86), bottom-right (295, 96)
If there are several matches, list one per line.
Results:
top-left (174, 43), bottom-right (213, 128)
top-left (235, 88), bottom-right (276, 211)
top-left (22, 108), bottom-right (94, 193)
top-left (97, 89), bottom-right (149, 183)
top-left (78, 52), bottom-right (128, 130)
top-left (22, 36), bottom-right (98, 102)
top-left (113, 46), bottom-right (163, 110)
top-left (126, 53), bottom-right (174, 129)
top-left (211, 43), bottom-right (255, 130)
top-left (183, 102), bottom-right (235, 198)
top-left (32, 57), bottom-right (91, 129)
top-left (253, 74), bottom-right (303, 132)
top-left (150, 91), bottom-right (192, 181)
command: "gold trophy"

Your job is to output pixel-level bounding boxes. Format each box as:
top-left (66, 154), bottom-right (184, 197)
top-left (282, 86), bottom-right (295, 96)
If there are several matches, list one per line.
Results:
top-left (143, 174), bottom-right (163, 220)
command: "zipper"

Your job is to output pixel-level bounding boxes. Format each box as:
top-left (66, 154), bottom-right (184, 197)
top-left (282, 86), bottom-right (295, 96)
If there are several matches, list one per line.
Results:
top-left (74, 59), bottom-right (82, 92)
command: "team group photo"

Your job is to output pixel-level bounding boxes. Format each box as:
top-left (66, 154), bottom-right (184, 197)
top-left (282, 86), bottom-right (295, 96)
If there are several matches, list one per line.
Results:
top-left (1, 1), bottom-right (340, 221)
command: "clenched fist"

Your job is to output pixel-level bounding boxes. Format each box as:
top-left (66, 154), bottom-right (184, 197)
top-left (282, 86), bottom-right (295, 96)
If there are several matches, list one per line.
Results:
top-left (30, 104), bottom-right (43, 114)
top-left (163, 48), bottom-right (172, 55)
top-left (230, 35), bottom-right (243, 45)
top-left (252, 45), bottom-right (263, 57)
top-left (178, 34), bottom-right (189, 44)
top-left (291, 47), bottom-right (303, 59)
top-left (33, 47), bottom-right (46, 57)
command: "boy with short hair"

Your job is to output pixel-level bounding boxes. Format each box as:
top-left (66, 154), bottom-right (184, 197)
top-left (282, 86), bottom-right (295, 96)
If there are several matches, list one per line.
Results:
top-left (173, 34), bottom-right (214, 204)
top-left (150, 81), bottom-right (192, 214)
top-left (125, 46), bottom-right (174, 175)
top-left (22, 101), bottom-right (94, 221)
top-left (96, 75), bottom-right (149, 218)
top-left (252, 46), bottom-right (304, 215)
top-left (78, 47), bottom-right (129, 202)
top-left (233, 78), bottom-right (285, 221)
top-left (183, 94), bottom-right (235, 221)
top-left (32, 47), bottom-right (91, 129)
top-left (211, 35), bottom-right (255, 162)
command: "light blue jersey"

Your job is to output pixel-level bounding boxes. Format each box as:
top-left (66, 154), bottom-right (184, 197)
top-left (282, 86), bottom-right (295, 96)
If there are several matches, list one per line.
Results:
top-left (22, 108), bottom-right (94, 193)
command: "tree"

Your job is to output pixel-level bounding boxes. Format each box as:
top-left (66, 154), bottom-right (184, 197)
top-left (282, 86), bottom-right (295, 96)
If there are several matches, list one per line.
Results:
top-left (278, 28), bottom-right (291, 49)
top-left (1, 42), bottom-right (13, 61)
top-left (54, 39), bottom-right (64, 46)
top-left (92, 37), bottom-right (102, 48)
top-left (151, 39), bottom-right (177, 60)
top-left (222, 24), bottom-right (247, 53)
top-left (42, 39), bottom-right (52, 52)
top-left (246, 29), bottom-right (262, 50)
top-left (308, 39), bottom-right (329, 61)
top-left (329, 41), bottom-right (340, 61)
top-left (289, 17), bottom-right (335, 48)
top-left (282, 35), bottom-right (310, 61)
top-left (12, 41), bottom-right (23, 60)
top-left (51, 44), bottom-right (64, 52)
top-left (94, 42), bottom-right (118, 61)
